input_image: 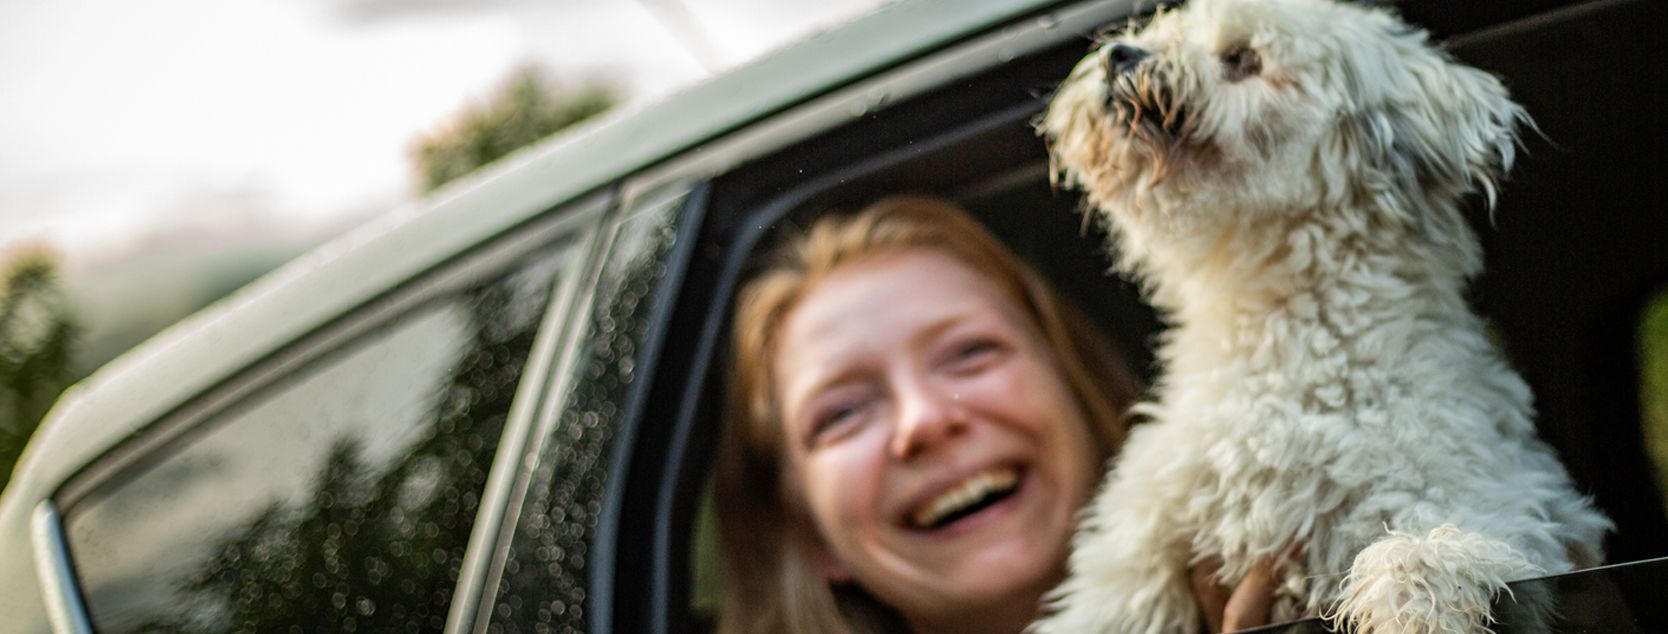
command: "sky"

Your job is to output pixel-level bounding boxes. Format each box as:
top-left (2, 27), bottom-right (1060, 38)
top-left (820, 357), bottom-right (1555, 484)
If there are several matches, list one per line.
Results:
top-left (0, 0), bottom-right (890, 273)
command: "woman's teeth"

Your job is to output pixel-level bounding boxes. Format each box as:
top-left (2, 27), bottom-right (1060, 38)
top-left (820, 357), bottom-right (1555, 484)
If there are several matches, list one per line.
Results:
top-left (911, 467), bottom-right (1020, 529)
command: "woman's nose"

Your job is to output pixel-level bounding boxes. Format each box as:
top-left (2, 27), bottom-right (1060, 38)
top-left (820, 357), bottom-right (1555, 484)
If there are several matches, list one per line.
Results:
top-left (888, 381), bottom-right (969, 460)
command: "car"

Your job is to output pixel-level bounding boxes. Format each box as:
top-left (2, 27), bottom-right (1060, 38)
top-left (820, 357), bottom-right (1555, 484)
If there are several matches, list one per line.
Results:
top-left (2, 0), bottom-right (1664, 632)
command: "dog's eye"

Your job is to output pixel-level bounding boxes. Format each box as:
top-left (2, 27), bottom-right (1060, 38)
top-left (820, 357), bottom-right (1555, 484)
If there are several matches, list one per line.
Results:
top-left (1221, 44), bottom-right (1262, 81)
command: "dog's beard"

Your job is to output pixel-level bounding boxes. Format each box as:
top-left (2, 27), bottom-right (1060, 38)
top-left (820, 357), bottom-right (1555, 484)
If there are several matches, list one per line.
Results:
top-left (1101, 64), bottom-right (1208, 186)
top-left (1108, 68), bottom-right (1193, 149)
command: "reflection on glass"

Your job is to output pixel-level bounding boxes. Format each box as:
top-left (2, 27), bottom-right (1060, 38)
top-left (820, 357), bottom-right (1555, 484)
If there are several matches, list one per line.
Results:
top-left (64, 250), bottom-right (567, 633)
top-left (488, 191), bottom-right (684, 634)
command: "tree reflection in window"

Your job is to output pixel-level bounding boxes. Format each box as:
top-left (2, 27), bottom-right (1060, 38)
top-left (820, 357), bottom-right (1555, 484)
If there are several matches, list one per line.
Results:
top-left (66, 249), bottom-right (569, 634)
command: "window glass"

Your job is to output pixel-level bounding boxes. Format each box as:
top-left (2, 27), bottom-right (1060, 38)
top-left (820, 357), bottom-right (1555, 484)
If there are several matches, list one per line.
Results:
top-left (63, 246), bottom-right (571, 633)
top-left (487, 189), bottom-right (686, 634)
top-left (1641, 287), bottom-right (1668, 514)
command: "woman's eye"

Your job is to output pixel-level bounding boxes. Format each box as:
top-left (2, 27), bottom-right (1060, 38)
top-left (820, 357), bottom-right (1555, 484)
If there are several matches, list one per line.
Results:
top-left (1221, 44), bottom-right (1261, 81)
top-left (959, 340), bottom-right (998, 358)
top-left (809, 401), bottom-right (865, 440)
top-left (946, 338), bottom-right (1003, 371)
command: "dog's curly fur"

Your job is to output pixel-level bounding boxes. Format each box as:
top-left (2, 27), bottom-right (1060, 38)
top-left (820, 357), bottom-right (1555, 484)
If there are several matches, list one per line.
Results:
top-left (1034, 0), bottom-right (1612, 632)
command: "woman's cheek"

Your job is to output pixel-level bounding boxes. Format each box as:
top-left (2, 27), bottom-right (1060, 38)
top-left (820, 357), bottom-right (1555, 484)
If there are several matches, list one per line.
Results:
top-left (960, 363), bottom-right (1033, 405)
top-left (805, 433), bottom-right (887, 517)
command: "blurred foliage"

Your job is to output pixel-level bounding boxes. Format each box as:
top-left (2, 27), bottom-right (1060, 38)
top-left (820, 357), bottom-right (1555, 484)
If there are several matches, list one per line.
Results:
top-left (412, 65), bottom-right (619, 193)
top-left (1641, 287), bottom-right (1668, 513)
top-left (0, 248), bottom-right (80, 492)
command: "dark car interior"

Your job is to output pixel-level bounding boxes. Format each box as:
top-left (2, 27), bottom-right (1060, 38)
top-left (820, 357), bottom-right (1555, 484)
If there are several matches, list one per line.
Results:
top-left (591, 0), bottom-right (1668, 631)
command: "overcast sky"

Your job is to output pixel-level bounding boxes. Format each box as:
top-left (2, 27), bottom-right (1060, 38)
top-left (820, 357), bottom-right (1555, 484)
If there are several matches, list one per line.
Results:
top-left (0, 0), bottom-right (889, 272)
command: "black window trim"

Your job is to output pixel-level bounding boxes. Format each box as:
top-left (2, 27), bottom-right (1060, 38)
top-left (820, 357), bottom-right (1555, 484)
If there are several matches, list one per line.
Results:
top-left (588, 181), bottom-right (713, 634)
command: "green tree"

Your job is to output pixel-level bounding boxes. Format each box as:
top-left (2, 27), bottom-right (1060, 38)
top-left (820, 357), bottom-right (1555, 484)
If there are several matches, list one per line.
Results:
top-left (0, 248), bottom-right (80, 492)
top-left (412, 65), bottom-right (619, 193)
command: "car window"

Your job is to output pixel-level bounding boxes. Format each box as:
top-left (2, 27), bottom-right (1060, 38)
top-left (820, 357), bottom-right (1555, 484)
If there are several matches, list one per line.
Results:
top-left (59, 244), bottom-right (576, 633)
top-left (484, 186), bottom-right (689, 634)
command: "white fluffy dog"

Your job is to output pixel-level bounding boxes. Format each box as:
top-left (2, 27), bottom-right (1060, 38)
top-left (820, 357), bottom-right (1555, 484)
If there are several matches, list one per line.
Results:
top-left (1034, 0), bottom-right (1613, 632)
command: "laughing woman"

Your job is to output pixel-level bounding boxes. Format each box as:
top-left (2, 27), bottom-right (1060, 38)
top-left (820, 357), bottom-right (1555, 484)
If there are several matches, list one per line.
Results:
top-left (714, 196), bottom-right (1281, 634)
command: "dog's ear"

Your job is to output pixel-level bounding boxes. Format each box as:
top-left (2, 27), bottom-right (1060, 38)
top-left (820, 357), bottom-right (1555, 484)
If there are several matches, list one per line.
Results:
top-left (1339, 28), bottom-right (1529, 219)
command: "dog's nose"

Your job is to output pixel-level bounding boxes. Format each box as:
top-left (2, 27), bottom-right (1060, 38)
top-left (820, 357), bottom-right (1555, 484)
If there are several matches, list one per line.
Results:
top-left (1104, 43), bottom-right (1149, 76)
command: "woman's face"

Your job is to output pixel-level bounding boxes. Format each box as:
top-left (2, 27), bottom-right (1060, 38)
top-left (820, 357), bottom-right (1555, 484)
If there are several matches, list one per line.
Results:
top-left (772, 248), bottom-right (1102, 633)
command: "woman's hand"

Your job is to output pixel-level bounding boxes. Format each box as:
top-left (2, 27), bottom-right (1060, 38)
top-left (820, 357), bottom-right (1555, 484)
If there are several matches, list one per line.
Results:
top-left (1189, 550), bottom-right (1292, 633)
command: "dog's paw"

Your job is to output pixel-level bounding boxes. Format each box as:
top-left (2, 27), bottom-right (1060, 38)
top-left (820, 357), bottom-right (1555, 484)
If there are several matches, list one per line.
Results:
top-left (1326, 524), bottom-right (1541, 634)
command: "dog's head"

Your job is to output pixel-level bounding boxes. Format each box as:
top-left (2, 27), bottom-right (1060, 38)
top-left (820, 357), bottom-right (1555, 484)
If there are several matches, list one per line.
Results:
top-left (1041, 0), bottom-right (1526, 276)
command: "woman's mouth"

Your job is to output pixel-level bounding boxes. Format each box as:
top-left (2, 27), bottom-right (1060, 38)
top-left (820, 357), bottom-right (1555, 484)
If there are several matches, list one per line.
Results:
top-left (909, 466), bottom-right (1022, 530)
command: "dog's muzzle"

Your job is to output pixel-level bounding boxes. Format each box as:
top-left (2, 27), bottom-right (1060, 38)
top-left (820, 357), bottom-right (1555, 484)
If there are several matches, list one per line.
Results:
top-left (1103, 43), bottom-right (1150, 79)
top-left (1096, 42), bottom-right (1192, 144)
